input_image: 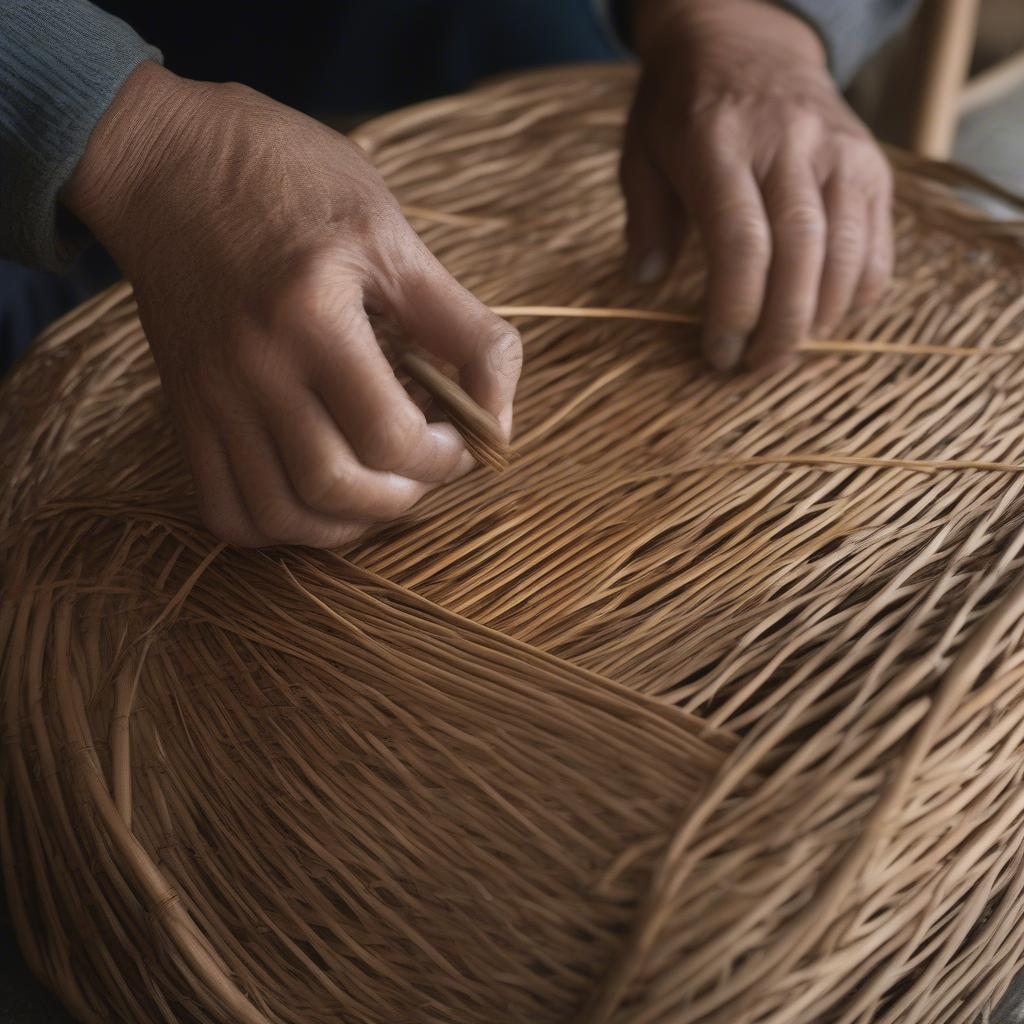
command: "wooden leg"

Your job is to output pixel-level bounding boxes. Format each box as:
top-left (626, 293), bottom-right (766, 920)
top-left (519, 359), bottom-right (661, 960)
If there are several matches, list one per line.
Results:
top-left (911, 0), bottom-right (982, 158)
top-left (959, 49), bottom-right (1024, 115)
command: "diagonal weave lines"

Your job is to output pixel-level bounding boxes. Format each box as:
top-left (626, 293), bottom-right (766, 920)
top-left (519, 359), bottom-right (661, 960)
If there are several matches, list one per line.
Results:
top-left (5, 64), bottom-right (1024, 1024)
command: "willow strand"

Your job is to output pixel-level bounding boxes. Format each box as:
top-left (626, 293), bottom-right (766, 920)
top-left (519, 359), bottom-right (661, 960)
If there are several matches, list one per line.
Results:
top-left (490, 304), bottom-right (1011, 358)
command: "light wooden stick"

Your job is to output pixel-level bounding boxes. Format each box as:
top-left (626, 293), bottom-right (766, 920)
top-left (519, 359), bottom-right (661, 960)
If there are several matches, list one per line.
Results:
top-left (665, 453), bottom-right (1024, 475)
top-left (492, 305), bottom-right (700, 326)
top-left (400, 351), bottom-right (511, 471)
top-left (490, 304), bottom-right (1008, 359)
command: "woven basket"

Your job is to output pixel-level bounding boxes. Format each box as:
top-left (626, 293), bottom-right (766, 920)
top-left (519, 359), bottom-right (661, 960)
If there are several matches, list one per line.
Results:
top-left (5, 64), bottom-right (1024, 1024)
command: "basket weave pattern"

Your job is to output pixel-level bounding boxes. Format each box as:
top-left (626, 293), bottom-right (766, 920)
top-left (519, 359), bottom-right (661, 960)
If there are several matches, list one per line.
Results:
top-left (4, 66), bottom-right (1024, 1023)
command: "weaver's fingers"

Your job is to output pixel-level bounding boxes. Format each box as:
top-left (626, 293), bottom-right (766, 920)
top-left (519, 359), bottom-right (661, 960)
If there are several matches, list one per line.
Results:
top-left (814, 170), bottom-right (870, 335)
top-left (219, 412), bottom-right (383, 548)
top-left (263, 391), bottom-right (431, 521)
top-left (382, 236), bottom-right (522, 438)
top-left (687, 152), bottom-right (771, 372)
top-left (176, 410), bottom-right (269, 547)
top-left (268, 267), bottom-right (465, 484)
top-left (746, 157), bottom-right (827, 370)
top-left (853, 186), bottom-right (895, 310)
top-left (619, 117), bottom-right (683, 284)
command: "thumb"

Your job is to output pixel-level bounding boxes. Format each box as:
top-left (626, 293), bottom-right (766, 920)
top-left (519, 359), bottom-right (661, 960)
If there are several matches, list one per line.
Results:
top-left (619, 118), bottom-right (684, 284)
top-left (382, 239), bottom-right (522, 439)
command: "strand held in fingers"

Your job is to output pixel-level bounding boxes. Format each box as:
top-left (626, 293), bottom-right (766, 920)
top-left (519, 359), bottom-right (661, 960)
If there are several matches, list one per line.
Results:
top-left (400, 351), bottom-right (513, 471)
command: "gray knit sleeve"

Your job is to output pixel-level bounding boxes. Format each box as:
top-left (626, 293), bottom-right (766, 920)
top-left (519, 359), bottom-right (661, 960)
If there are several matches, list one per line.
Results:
top-left (0, 0), bottom-right (161, 270)
top-left (770, 0), bottom-right (920, 85)
top-left (601, 1), bottom-right (919, 85)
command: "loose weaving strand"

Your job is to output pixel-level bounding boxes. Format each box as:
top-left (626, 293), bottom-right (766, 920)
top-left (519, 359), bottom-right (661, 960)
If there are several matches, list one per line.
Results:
top-left (399, 351), bottom-right (512, 470)
top-left (5, 64), bottom-right (1024, 1024)
top-left (491, 304), bottom-right (1010, 357)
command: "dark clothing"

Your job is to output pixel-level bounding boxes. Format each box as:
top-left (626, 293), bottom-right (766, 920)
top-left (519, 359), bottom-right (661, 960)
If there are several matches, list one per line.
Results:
top-left (0, 0), bottom-right (919, 373)
top-left (0, 0), bottom-right (627, 373)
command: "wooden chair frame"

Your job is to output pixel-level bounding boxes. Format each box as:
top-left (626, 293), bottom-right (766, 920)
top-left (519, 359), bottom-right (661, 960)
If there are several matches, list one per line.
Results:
top-left (913, 0), bottom-right (1024, 157)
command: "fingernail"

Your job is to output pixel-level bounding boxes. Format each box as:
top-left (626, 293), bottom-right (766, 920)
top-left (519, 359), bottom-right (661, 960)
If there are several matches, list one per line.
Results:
top-left (631, 248), bottom-right (668, 285)
top-left (704, 333), bottom-right (746, 373)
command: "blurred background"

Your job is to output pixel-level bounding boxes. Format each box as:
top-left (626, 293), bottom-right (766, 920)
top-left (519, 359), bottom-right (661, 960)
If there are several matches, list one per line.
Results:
top-left (851, 0), bottom-right (1024, 191)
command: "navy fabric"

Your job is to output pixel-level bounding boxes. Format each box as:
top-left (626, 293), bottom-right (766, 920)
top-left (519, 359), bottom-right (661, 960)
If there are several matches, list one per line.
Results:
top-left (94, 0), bottom-right (620, 112)
top-left (0, 246), bottom-right (119, 375)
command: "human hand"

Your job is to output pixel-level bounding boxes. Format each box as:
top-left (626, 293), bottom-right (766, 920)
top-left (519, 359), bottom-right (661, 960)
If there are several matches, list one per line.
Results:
top-left (621, 0), bottom-right (894, 371)
top-left (65, 62), bottom-right (521, 547)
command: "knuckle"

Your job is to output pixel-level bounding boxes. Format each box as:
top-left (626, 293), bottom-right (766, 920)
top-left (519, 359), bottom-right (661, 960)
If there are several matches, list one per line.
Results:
top-left (715, 214), bottom-right (771, 263)
top-left (218, 81), bottom-right (259, 106)
top-left (295, 455), bottom-right (356, 510)
top-left (828, 221), bottom-right (865, 264)
top-left (313, 302), bottom-right (372, 367)
top-left (852, 138), bottom-right (892, 180)
top-left (775, 202), bottom-right (826, 243)
top-left (355, 409), bottom-right (424, 471)
top-left (363, 214), bottom-right (418, 280)
top-left (836, 138), bottom-right (893, 198)
top-left (779, 115), bottom-right (823, 156)
top-left (694, 111), bottom-right (739, 154)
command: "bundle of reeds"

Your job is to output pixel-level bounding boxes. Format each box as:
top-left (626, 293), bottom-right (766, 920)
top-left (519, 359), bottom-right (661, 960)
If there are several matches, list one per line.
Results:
top-left (4, 64), bottom-right (1024, 1024)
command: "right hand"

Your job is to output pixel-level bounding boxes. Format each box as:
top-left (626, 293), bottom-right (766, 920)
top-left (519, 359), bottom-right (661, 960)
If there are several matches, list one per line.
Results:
top-left (65, 61), bottom-right (522, 547)
top-left (620, 0), bottom-right (894, 373)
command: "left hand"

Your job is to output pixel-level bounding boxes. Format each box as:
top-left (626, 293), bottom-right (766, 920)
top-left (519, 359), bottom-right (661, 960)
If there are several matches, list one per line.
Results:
top-left (620, 0), bottom-right (894, 372)
top-left (65, 64), bottom-right (521, 548)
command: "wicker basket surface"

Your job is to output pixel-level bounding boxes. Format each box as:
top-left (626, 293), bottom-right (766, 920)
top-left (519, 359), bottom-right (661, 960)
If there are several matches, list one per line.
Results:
top-left (4, 64), bottom-right (1024, 1024)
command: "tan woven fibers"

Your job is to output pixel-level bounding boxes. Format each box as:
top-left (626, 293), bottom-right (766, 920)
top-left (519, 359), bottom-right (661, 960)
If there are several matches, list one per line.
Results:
top-left (5, 63), bottom-right (1024, 1024)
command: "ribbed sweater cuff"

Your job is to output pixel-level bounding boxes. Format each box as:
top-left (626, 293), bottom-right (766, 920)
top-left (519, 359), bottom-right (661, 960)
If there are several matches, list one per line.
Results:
top-left (0, 0), bottom-right (162, 270)
top-left (769, 0), bottom-right (916, 85)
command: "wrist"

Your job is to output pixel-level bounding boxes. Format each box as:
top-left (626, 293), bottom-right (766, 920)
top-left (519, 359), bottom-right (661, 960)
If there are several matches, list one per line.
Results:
top-left (630, 0), bottom-right (826, 70)
top-left (63, 60), bottom-right (201, 261)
